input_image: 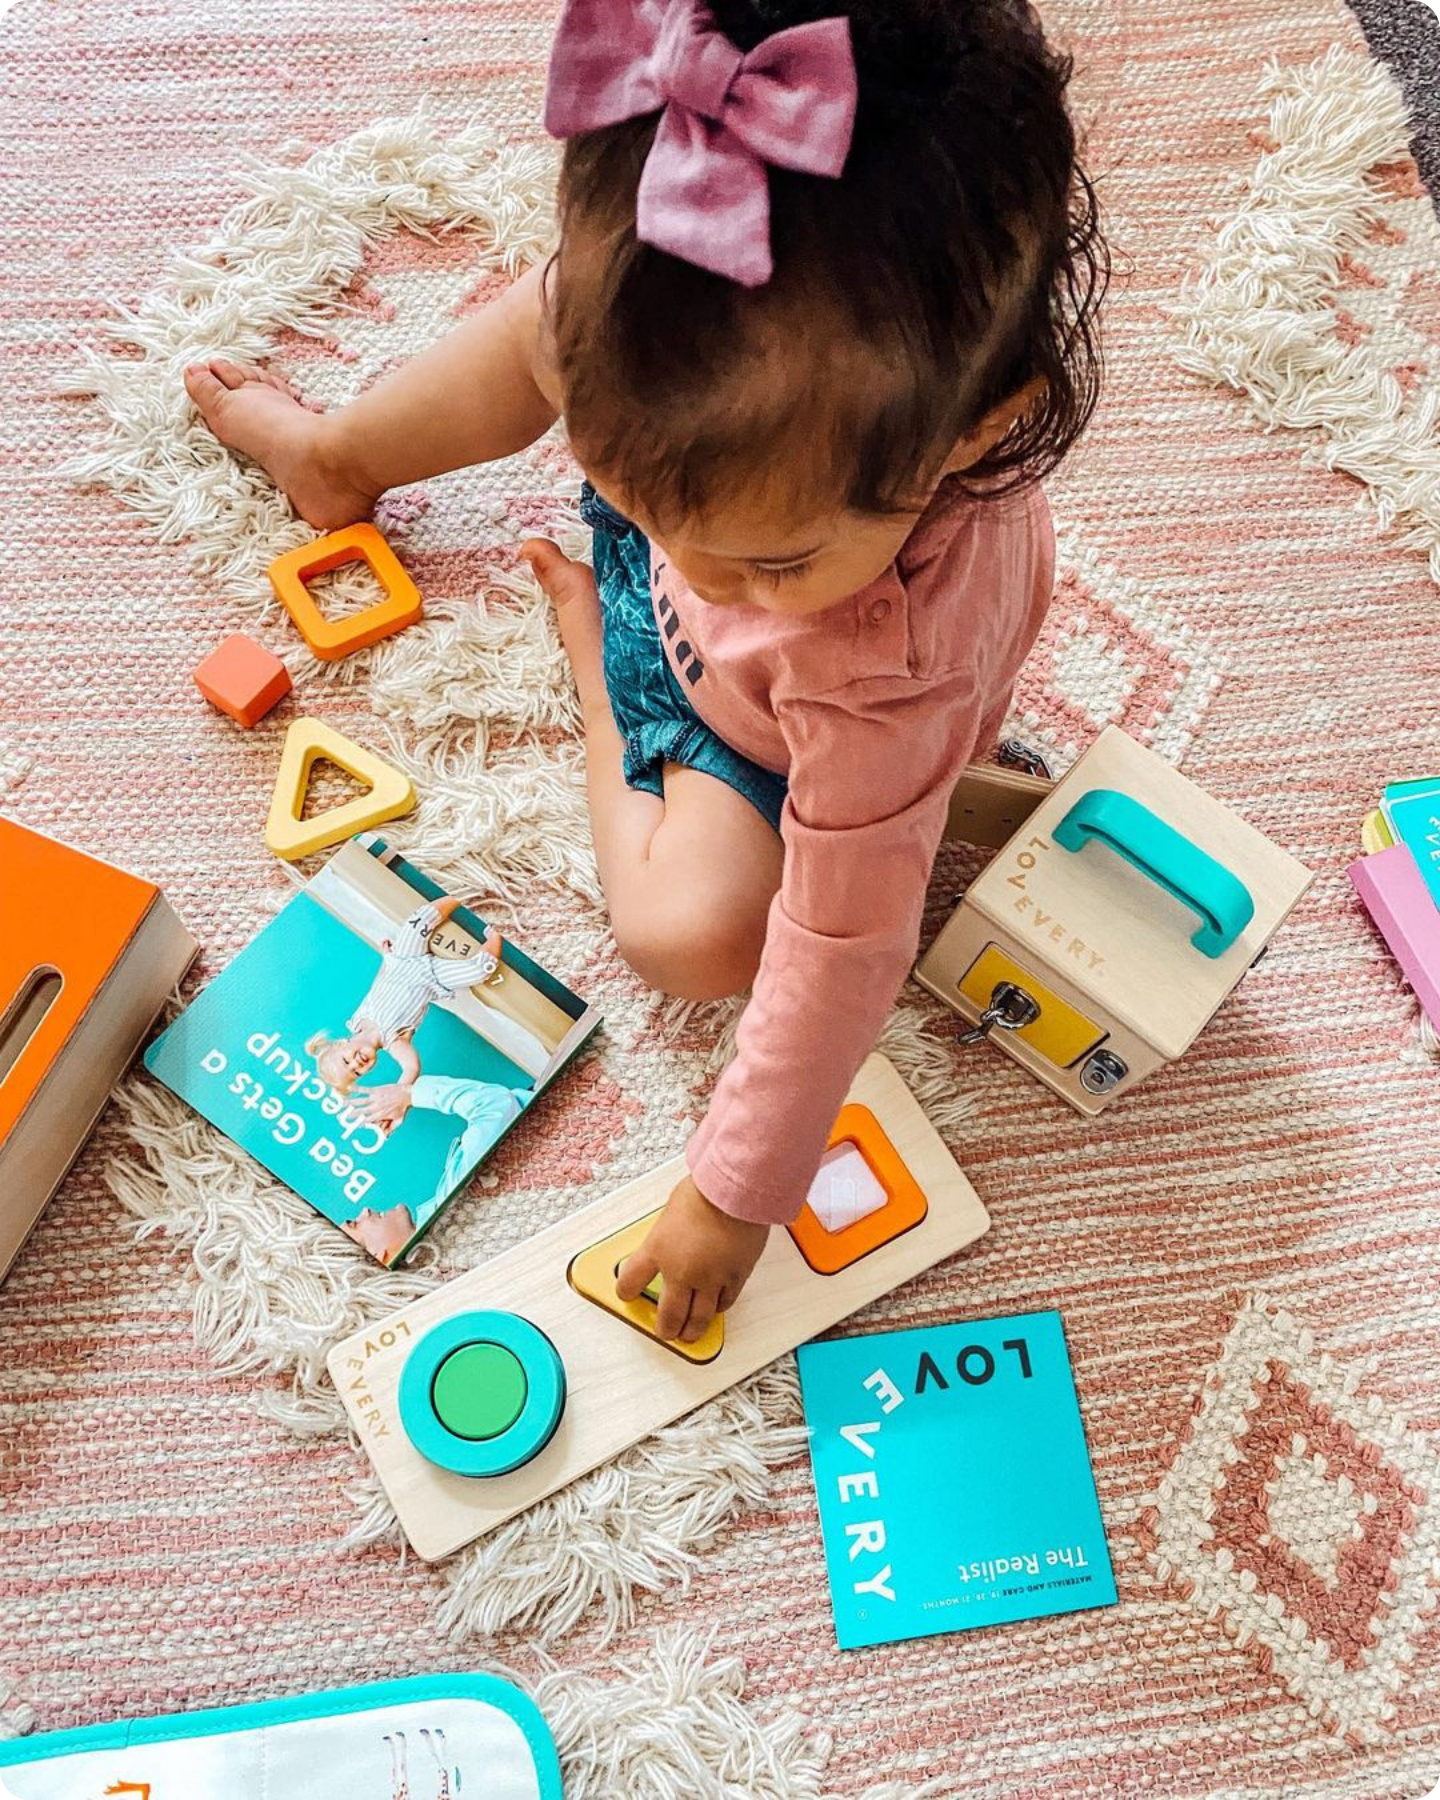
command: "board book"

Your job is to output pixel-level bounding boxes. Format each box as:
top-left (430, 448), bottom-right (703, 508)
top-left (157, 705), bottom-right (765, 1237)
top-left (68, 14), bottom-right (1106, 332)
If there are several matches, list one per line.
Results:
top-left (145, 838), bottom-right (600, 1266)
top-left (797, 1309), bottom-right (1115, 1649)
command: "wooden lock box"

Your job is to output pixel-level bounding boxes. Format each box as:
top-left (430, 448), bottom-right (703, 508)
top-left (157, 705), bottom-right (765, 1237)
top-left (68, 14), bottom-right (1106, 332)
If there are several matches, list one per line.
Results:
top-left (918, 727), bottom-right (1313, 1114)
top-left (0, 819), bottom-right (197, 1280)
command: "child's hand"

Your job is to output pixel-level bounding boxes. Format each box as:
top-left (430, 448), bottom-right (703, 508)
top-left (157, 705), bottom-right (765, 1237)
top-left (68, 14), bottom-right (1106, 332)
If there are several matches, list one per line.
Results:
top-left (521, 538), bottom-right (598, 610)
top-left (616, 1174), bottom-right (768, 1343)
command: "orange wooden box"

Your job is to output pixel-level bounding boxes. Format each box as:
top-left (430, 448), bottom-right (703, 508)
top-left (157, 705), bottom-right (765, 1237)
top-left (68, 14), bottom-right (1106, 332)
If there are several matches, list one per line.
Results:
top-left (0, 819), bottom-right (196, 1280)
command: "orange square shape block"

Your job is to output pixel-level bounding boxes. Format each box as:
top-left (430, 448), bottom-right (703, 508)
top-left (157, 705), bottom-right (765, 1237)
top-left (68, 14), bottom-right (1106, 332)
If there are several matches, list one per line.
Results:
top-left (193, 633), bottom-right (293, 728)
top-left (786, 1102), bottom-right (930, 1274)
top-left (268, 523), bottom-right (423, 662)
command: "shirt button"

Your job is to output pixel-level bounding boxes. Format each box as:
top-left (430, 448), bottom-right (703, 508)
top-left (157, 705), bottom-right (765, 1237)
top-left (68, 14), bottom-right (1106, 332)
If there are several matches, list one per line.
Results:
top-left (868, 597), bottom-right (891, 624)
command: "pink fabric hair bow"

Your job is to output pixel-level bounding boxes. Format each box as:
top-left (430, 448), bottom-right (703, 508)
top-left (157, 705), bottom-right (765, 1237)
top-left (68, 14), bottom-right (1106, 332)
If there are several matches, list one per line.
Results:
top-left (545, 0), bottom-right (858, 287)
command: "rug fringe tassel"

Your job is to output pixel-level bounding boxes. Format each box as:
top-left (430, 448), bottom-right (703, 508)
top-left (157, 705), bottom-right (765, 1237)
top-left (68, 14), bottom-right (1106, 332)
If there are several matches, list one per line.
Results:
top-left (1173, 48), bottom-right (1440, 591)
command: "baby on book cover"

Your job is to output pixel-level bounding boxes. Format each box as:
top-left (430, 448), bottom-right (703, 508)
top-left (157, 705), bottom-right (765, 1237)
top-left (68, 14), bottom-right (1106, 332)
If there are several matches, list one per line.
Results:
top-left (145, 839), bottom-right (600, 1266)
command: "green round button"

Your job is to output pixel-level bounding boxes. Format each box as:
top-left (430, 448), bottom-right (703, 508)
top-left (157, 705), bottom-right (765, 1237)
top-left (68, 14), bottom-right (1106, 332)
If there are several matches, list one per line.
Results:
top-left (430, 1342), bottom-right (528, 1441)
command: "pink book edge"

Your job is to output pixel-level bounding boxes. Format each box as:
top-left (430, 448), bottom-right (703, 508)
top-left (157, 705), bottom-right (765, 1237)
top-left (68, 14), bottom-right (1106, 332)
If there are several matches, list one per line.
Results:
top-left (1348, 846), bottom-right (1440, 1029)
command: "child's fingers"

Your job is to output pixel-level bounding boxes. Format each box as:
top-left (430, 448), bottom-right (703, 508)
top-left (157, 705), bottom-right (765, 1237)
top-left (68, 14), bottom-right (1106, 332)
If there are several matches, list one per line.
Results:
top-left (520, 538), bottom-right (598, 609)
top-left (615, 1247), bottom-right (661, 1304)
top-left (654, 1281), bottom-right (695, 1344)
top-left (716, 1281), bottom-right (741, 1313)
top-left (681, 1290), bottom-right (721, 1342)
top-left (519, 536), bottom-right (562, 570)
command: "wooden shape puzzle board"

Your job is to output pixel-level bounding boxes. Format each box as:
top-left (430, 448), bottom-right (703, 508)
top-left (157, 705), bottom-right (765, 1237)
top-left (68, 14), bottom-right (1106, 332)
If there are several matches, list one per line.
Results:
top-left (328, 1054), bottom-right (989, 1561)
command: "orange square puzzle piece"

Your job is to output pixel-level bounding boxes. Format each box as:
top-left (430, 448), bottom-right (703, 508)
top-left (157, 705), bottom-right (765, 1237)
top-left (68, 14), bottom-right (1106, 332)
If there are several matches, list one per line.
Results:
top-left (268, 523), bottom-right (423, 662)
top-left (193, 633), bottom-right (292, 728)
top-left (786, 1103), bottom-right (930, 1274)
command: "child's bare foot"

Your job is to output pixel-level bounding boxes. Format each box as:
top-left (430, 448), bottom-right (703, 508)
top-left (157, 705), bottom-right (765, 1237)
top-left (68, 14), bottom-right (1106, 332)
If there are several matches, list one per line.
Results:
top-left (183, 358), bottom-right (379, 531)
top-left (521, 538), bottom-right (608, 719)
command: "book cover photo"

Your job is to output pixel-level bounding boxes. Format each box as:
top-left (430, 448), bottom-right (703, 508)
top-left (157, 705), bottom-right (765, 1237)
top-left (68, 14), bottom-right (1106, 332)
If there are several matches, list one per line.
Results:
top-left (145, 837), bottom-right (601, 1267)
top-left (797, 1309), bottom-right (1115, 1650)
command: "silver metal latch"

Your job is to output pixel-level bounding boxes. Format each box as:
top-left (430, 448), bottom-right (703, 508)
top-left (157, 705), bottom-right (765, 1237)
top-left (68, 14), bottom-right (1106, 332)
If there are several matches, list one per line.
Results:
top-left (958, 980), bottom-right (1041, 1046)
top-left (1079, 1048), bottom-right (1128, 1095)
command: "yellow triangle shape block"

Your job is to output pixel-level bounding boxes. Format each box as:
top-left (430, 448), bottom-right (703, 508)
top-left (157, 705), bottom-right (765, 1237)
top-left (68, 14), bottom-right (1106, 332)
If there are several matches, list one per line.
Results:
top-left (264, 716), bottom-right (417, 861)
top-left (567, 1208), bottom-right (725, 1365)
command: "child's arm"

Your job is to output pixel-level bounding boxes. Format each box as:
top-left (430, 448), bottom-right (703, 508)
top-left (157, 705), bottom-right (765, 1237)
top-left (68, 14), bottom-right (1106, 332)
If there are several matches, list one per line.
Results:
top-left (619, 673), bottom-right (979, 1342)
top-left (387, 1036), bottom-right (422, 1088)
top-left (324, 263), bottom-right (561, 499)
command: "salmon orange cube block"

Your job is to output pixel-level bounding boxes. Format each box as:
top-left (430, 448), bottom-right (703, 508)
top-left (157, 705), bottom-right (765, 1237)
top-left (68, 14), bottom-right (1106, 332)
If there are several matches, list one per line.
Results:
top-left (193, 633), bottom-right (292, 728)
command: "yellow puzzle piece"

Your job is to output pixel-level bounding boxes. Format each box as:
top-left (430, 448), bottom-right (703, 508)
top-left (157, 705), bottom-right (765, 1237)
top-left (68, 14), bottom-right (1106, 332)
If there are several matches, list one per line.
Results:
top-left (264, 716), bottom-right (416, 861)
top-left (567, 1208), bottom-right (725, 1364)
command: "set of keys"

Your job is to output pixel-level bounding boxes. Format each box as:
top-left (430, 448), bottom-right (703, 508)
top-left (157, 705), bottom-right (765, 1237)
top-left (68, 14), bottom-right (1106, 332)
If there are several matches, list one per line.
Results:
top-left (957, 980), bottom-right (1041, 1045)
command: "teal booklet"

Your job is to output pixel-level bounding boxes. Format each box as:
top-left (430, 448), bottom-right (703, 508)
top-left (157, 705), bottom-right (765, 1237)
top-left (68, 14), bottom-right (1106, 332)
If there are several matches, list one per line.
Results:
top-left (797, 1310), bottom-right (1115, 1648)
top-left (145, 837), bottom-right (600, 1268)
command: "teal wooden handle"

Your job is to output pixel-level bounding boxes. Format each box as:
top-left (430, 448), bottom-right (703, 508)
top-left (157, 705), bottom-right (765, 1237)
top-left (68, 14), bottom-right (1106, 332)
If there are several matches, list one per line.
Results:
top-left (1052, 788), bottom-right (1255, 958)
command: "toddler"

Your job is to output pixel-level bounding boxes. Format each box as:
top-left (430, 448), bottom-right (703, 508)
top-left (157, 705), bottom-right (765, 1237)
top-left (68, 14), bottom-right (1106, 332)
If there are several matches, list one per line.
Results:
top-left (187, 0), bottom-right (1106, 1343)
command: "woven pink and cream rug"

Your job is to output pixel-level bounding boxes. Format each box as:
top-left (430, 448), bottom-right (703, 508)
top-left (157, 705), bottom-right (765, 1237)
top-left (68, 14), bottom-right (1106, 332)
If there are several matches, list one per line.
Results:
top-left (1, 0), bottom-right (1438, 1793)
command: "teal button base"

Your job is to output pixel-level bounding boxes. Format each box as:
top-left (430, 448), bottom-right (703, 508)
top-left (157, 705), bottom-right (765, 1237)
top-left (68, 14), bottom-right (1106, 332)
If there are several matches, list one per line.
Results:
top-left (399, 1311), bottom-right (566, 1478)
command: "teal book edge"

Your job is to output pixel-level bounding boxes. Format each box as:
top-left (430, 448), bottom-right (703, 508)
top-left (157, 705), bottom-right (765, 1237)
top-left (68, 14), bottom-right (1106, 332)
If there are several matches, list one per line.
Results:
top-left (1385, 788), bottom-right (1440, 911)
top-left (798, 1309), bottom-right (1116, 1649)
top-left (1382, 776), bottom-right (1440, 810)
top-left (143, 838), bottom-right (601, 1267)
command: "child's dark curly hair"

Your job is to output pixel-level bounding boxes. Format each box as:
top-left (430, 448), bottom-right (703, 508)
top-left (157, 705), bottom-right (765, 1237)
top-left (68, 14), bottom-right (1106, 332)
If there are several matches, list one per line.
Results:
top-left (551, 0), bottom-right (1108, 528)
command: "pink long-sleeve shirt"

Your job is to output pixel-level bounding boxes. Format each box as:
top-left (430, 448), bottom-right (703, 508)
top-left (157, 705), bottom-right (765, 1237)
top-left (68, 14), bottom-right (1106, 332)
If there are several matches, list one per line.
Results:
top-left (653, 475), bottom-right (1056, 1225)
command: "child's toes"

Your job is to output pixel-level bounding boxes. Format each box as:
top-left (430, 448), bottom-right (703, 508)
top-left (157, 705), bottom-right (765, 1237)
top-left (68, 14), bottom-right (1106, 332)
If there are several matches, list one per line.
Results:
top-left (209, 356), bottom-right (258, 389)
top-left (183, 362), bottom-right (230, 419)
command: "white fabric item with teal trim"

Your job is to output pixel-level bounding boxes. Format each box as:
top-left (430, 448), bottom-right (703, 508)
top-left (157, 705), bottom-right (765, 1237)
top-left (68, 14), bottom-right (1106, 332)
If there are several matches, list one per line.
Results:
top-left (0, 1675), bottom-right (561, 1799)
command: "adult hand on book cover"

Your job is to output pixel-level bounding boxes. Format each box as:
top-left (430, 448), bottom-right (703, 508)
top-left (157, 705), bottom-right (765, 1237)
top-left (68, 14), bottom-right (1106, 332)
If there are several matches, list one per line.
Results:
top-left (353, 1081), bottom-right (415, 1133)
top-left (615, 1173), bottom-right (768, 1343)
